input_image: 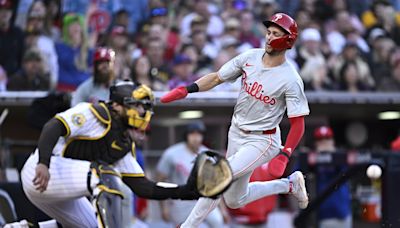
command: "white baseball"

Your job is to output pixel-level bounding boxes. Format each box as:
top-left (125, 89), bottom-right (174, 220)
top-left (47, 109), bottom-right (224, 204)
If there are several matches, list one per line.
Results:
top-left (366, 165), bottom-right (382, 179)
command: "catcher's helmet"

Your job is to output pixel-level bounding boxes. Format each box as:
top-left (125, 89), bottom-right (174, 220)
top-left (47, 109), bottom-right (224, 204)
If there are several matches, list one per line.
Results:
top-left (94, 47), bottom-right (115, 63)
top-left (109, 81), bottom-right (154, 130)
top-left (263, 13), bottom-right (298, 51)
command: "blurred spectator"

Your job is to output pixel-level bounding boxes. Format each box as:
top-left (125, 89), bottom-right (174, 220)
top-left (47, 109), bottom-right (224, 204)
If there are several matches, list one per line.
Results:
top-left (370, 37), bottom-right (396, 86)
top-left (180, 43), bottom-right (201, 74)
top-left (146, 38), bottom-right (170, 91)
top-left (43, 0), bottom-right (62, 41)
top-left (180, 0), bottom-right (224, 39)
top-left (112, 9), bottom-right (130, 30)
top-left (313, 126), bottom-right (352, 228)
top-left (156, 121), bottom-right (224, 227)
top-left (25, 2), bottom-right (58, 89)
top-left (362, 0), bottom-right (400, 45)
top-left (220, 17), bottom-right (253, 53)
top-left (294, 8), bottom-right (312, 31)
top-left (191, 31), bottom-right (217, 66)
top-left (339, 61), bottom-right (371, 92)
top-left (55, 13), bottom-right (93, 92)
top-left (0, 0), bottom-right (24, 77)
top-left (168, 54), bottom-right (198, 89)
top-left (333, 42), bottom-right (375, 89)
top-left (71, 47), bottom-right (115, 106)
top-left (295, 28), bottom-right (328, 89)
top-left (7, 48), bottom-right (50, 91)
top-left (326, 10), bottom-right (368, 55)
top-left (107, 25), bottom-right (134, 80)
top-left (148, 23), bottom-right (179, 61)
top-left (114, 0), bottom-right (149, 34)
top-left (228, 163), bottom-right (277, 228)
top-left (378, 57), bottom-right (400, 91)
top-left (149, 6), bottom-right (168, 27)
top-left (239, 10), bottom-right (262, 48)
top-left (131, 55), bottom-right (152, 88)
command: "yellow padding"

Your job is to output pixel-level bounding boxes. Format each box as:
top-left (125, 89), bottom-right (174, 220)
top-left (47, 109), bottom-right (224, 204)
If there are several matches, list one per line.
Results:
top-left (121, 173), bottom-right (145, 177)
top-left (97, 185), bottom-right (124, 198)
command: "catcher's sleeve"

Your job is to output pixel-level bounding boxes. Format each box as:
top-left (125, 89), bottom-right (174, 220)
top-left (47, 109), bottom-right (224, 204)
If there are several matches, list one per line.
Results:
top-left (38, 118), bottom-right (67, 167)
top-left (122, 176), bottom-right (200, 200)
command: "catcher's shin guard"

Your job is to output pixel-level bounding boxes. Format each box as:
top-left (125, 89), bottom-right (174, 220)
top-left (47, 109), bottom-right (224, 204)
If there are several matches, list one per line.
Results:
top-left (89, 162), bottom-right (124, 228)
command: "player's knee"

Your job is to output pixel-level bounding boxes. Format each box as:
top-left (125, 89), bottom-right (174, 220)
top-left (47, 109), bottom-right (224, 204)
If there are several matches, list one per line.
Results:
top-left (224, 196), bottom-right (243, 209)
top-left (88, 161), bottom-right (124, 195)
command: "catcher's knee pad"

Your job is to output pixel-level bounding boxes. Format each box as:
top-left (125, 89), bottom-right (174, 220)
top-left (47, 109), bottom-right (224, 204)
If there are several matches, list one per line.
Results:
top-left (89, 162), bottom-right (124, 228)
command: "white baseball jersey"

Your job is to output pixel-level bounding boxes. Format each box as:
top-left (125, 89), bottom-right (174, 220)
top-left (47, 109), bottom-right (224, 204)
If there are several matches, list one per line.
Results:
top-left (53, 102), bottom-right (143, 176)
top-left (21, 102), bottom-right (145, 227)
top-left (157, 142), bottom-right (224, 227)
top-left (218, 48), bottom-right (310, 131)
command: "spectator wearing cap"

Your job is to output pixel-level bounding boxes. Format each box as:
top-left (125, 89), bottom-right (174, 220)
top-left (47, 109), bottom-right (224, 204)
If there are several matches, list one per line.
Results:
top-left (168, 54), bottom-right (198, 89)
top-left (180, 0), bottom-right (224, 40)
top-left (70, 47), bottom-right (115, 106)
top-left (313, 126), bottom-right (352, 228)
top-left (7, 48), bottom-right (50, 91)
top-left (149, 7), bottom-right (168, 27)
top-left (55, 13), bottom-right (94, 92)
top-left (0, 0), bottom-right (25, 77)
top-left (24, 1), bottom-right (58, 90)
top-left (295, 28), bottom-right (334, 91)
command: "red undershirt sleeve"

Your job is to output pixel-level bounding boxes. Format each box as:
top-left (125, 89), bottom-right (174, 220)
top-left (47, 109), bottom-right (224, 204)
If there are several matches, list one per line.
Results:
top-left (283, 116), bottom-right (305, 155)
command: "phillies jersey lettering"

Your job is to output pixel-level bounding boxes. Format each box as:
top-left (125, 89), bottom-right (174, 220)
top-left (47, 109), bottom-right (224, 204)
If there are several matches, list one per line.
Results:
top-left (218, 48), bottom-right (309, 131)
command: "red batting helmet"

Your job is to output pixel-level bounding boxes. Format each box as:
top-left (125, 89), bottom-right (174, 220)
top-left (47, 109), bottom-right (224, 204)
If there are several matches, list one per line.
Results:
top-left (263, 13), bottom-right (298, 51)
top-left (94, 47), bottom-right (115, 64)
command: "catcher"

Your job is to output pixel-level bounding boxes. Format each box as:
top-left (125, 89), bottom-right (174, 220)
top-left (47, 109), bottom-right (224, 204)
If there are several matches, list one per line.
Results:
top-left (21, 80), bottom-right (232, 227)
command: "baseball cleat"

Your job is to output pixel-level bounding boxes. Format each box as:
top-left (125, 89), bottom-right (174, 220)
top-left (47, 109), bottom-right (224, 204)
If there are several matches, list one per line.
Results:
top-left (288, 171), bottom-right (309, 209)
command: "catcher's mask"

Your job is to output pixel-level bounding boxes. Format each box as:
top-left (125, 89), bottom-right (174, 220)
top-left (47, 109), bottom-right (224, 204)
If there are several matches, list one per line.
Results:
top-left (109, 81), bottom-right (154, 130)
top-left (191, 150), bottom-right (233, 198)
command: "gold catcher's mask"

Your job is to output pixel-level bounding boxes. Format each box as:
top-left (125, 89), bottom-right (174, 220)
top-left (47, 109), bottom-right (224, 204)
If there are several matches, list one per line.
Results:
top-left (109, 81), bottom-right (154, 130)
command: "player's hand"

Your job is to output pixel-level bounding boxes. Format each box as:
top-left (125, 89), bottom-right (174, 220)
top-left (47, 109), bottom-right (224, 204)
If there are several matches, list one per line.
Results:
top-left (160, 86), bottom-right (188, 103)
top-left (268, 149), bottom-right (291, 178)
top-left (33, 163), bottom-right (50, 193)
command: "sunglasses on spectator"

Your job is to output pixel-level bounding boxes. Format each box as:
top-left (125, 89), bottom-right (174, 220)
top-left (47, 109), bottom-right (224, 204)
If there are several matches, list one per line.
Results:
top-left (150, 7), bottom-right (167, 17)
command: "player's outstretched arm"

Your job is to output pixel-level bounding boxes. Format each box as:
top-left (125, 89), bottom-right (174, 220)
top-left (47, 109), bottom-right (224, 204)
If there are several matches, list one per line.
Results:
top-left (122, 176), bottom-right (201, 200)
top-left (160, 72), bottom-right (223, 103)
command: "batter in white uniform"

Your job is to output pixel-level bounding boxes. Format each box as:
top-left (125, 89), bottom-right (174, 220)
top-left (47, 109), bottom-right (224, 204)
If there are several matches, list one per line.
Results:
top-left (21, 81), bottom-right (205, 227)
top-left (161, 13), bottom-right (310, 227)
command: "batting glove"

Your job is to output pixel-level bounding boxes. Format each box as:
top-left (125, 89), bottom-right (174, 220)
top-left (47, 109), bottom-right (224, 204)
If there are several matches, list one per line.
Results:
top-left (268, 149), bottom-right (291, 178)
top-left (160, 86), bottom-right (188, 103)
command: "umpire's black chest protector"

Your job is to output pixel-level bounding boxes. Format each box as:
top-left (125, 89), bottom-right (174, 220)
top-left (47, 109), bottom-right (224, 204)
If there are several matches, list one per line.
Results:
top-left (63, 103), bottom-right (133, 163)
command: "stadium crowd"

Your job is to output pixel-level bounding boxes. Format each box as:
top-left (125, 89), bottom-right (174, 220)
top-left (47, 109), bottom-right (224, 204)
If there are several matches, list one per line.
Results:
top-left (0, 0), bottom-right (399, 93)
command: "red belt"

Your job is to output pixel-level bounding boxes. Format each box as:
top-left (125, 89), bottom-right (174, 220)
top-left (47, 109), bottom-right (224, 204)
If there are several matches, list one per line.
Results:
top-left (240, 128), bottom-right (276, 135)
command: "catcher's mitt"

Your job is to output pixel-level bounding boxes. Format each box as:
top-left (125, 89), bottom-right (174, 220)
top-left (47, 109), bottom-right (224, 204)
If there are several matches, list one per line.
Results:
top-left (188, 151), bottom-right (233, 198)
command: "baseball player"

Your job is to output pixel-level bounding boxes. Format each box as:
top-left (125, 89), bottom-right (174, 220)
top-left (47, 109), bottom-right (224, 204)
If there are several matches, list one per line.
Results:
top-left (156, 121), bottom-right (224, 227)
top-left (161, 13), bottom-right (310, 227)
top-left (20, 81), bottom-right (208, 228)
